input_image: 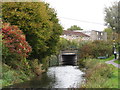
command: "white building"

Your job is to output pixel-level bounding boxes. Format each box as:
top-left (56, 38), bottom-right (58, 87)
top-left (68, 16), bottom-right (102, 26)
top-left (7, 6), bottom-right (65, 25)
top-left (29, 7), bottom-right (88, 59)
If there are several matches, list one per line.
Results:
top-left (60, 30), bottom-right (91, 41)
top-left (74, 30), bottom-right (107, 41)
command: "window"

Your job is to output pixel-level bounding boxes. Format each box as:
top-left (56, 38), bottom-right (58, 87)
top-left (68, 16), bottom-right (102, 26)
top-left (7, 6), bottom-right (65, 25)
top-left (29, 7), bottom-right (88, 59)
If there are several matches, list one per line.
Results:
top-left (97, 32), bottom-right (98, 35)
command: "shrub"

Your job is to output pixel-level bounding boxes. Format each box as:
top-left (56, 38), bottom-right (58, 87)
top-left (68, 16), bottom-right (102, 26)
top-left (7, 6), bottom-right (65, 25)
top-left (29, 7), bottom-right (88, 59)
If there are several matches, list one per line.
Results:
top-left (2, 63), bottom-right (33, 87)
top-left (92, 40), bottom-right (112, 57)
top-left (79, 43), bottom-right (95, 59)
top-left (2, 23), bottom-right (32, 63)
top-left (79, 40), bottom-right (112, 59)
top-left (49, 55), bottom-right (59, 67)
top-left (29, 59), bottom-right (45, 76)
top-left (59, 38), bottom-right (80, 50)
top-left (2, 63), bottom-right (23, 87)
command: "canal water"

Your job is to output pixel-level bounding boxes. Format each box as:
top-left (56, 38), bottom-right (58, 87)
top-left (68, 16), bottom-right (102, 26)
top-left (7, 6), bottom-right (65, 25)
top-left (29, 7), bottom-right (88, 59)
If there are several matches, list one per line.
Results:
top-left (8, 66), bottom-right (84, 88)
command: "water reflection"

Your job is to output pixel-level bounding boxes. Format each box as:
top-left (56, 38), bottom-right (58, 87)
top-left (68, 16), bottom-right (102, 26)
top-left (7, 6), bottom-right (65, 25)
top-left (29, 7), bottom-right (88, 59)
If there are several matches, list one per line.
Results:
top-left (7, 73), bottom-right (54, 88)
top-left (7, 66), bottom-right (84, 88)
top-left (48, 66), bottom-right (84, 88)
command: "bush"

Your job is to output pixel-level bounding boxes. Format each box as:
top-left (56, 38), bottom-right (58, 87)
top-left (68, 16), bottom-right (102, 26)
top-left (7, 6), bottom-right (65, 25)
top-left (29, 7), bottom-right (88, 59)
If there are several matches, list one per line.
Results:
top-left (29, 59), bottom-right (45, 76)
top-left (2, 23), bottom-right (32, 63)
top-left (2, 63), bottom-right (33, 87)
top-left (92, 40), bottom-right (112, 57)
top-left (79, 43), bottom-right (95, 59)
top-left (2, 23), bottom-right (45, 87)
top-left (59, 38), bottom-right (80, 50)
top-left (79, 40), bottom-right (112, 59)
top-left (2, 63), bottom-right (23, 87)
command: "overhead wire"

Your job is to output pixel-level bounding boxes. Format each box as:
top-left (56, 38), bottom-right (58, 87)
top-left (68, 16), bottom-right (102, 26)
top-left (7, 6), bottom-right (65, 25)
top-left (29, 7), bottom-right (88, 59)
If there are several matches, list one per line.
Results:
top-left (58, 17), bottom-right (105, 26)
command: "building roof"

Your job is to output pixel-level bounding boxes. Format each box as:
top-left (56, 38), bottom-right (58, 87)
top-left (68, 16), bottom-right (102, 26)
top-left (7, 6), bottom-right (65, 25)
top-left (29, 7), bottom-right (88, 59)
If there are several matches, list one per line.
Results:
top-left (63, 30), bottom-right (90, 37)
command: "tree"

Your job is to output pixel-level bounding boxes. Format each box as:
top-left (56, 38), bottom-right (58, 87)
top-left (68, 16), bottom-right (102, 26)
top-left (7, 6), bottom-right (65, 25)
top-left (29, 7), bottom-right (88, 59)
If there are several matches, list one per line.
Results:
top-left (41, 4), bottom-right (63, 57)
top-left (104, 2), bottom-right (119, 33)
top-left (104, 1), bottom-right (120, 60)
top-left (104, 28), bottom-right (113, 41)
top-left (2, 2), bottom-right (62, 61)
top-left (67, 25), bottom-right (83, 31)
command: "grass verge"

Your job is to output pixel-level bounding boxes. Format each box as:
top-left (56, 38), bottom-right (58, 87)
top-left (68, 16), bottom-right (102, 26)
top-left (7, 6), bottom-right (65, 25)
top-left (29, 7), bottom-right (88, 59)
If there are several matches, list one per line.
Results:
top-left (1, 59), bottom-right (45, 88)
top-left (97, 55), bottom-right (114, 62)
top-left (114, 60), bottom-right (120, 64)
top-left (2, 63), bottom-right (34, 88)
top-left (80, 59), bottom-right (119, 88)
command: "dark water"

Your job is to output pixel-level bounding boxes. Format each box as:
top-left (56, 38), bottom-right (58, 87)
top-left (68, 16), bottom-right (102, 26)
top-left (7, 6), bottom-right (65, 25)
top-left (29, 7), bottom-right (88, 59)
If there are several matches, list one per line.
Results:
top-left (7, 66), bottom-right (84, 88)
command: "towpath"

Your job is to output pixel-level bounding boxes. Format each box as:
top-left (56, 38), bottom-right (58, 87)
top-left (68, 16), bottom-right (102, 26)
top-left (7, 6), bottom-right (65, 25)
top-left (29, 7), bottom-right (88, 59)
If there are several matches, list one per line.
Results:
top-left (105, 59), bottom-right (120, 69)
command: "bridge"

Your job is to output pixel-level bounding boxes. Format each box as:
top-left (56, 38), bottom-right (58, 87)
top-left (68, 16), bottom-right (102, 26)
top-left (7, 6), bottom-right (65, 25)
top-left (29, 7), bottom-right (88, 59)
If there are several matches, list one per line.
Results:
top-left (59, 50), bottom-right (78, 66)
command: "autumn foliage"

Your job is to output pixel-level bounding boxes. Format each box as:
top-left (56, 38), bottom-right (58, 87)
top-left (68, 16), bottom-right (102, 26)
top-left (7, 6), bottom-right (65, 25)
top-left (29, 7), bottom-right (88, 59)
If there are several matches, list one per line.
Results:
top-left (2, 2), bottom-right (63, 60)
top-left (2, 23), bottom-right (32, 58)
top-left (79, 41), bottom-right (112, 59)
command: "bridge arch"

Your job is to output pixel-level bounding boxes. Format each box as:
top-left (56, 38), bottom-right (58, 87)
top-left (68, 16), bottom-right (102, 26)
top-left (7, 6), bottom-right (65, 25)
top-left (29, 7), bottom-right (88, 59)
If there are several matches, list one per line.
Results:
top-left (59, 50), bottom-right (78, 66)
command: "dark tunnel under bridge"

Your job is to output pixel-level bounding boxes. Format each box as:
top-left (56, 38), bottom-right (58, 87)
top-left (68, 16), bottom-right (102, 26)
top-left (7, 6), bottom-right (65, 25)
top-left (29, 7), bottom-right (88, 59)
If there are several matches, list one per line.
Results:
top-left (59, 50), bottom-right (78, 66)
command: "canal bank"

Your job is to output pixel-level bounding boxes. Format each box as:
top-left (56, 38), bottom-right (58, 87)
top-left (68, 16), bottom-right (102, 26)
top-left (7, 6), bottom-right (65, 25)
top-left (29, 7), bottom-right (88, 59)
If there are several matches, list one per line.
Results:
top-left (6, 66), bottom-right (84, 88)
top-left (79, 58), bottom-right (119, 88)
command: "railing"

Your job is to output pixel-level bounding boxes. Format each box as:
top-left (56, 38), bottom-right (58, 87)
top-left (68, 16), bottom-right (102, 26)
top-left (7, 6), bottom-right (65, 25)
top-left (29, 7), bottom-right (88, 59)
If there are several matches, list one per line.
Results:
top-left (61, 50), bottom-right (78, 54)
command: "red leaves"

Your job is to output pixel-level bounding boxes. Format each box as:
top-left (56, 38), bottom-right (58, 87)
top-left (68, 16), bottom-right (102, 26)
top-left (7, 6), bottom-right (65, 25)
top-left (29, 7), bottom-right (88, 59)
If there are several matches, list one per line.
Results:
top-left (2, 23), bottom-right (32, 58)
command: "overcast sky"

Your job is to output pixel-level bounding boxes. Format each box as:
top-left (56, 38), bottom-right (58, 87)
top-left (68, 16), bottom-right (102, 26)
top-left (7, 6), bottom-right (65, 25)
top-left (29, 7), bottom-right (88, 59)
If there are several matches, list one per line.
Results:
top-left (42, 0), bottom-right (118, 31)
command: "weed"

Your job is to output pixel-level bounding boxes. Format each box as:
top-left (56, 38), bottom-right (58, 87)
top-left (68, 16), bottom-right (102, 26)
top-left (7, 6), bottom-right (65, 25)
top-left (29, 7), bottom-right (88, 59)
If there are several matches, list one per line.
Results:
top-left (81, 59), bottom-right (119, 88)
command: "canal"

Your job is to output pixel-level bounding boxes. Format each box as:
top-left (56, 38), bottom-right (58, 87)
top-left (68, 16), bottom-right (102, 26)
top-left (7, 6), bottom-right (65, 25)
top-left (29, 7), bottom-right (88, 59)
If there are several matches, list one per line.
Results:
top-left (7, 51), bottom-right (84, 88)
top-left (8, 66), bottom-right (84, 88)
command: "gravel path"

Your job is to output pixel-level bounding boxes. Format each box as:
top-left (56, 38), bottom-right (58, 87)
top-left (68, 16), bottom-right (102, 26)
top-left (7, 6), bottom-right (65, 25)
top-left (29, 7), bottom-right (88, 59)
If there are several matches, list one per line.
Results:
top-left (105, 59), bottom-right (120, 69)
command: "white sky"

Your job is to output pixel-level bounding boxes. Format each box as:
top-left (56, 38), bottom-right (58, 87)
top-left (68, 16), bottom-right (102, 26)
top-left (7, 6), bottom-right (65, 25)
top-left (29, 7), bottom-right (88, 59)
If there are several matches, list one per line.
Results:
top-left (42, 0), bottom-right (119, 31)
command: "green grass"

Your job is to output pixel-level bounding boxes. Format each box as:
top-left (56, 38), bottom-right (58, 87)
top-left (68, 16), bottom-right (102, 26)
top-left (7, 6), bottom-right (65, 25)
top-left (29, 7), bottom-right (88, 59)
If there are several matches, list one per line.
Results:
top-left (114, 60), bottom-right (120, 64)
top-left (0, 79), bottom-right (2, 89)
top-left (97, 55), bottom-right (114, 62)
top-left (2, 59), bottom-right (45, 88)
top-left (104, 65), bottom-right (119, 88)
top-left (2, 63), bottom-right (35, 88)
top-left (81, 59), bottom-right (119, 88)
top-left (2, 64), bottom-right (23, 87)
